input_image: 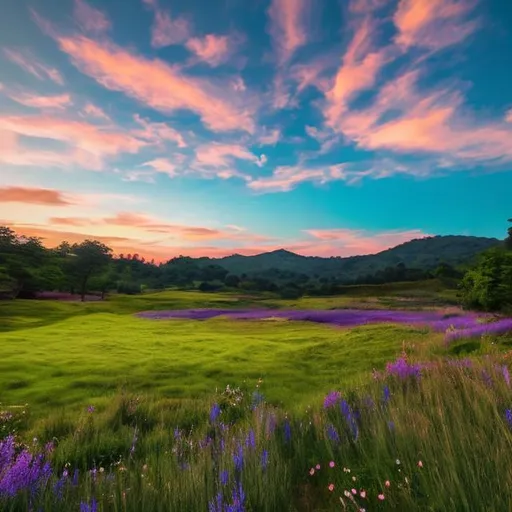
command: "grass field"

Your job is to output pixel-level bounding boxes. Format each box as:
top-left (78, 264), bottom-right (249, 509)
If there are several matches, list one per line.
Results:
top-left (3, 284), bottom-right (512, 511)
top-left (0, 287), bottom-right (443, 417)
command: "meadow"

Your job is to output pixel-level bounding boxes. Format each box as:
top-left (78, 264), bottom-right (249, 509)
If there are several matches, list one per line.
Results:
top-left (2, 283), bottom-right (512, 511)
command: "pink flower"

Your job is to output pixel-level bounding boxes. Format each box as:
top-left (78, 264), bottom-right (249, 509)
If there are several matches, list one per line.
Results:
top-left (329, 461), bottom-right (335, 468)
top-left (309, 468), bottom-right (315, 476)
top-left (351, 488), bottom-right (357, 495)
top-left (328, 483), bottom-right (335, 492)
top-left (418, 460), bottom-right (423, 468)
top-left (360, 490), bottom-right (366, 498)
top-left (378, 494), bottom-right (385, 501)
top-left (316, 464), bottom-right (321, 470)
top-left (385, 480), bottom-right (391, 488)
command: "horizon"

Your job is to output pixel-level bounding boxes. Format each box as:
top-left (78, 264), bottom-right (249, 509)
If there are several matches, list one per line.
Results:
top-left (1, 0), bottom-right (511, 261)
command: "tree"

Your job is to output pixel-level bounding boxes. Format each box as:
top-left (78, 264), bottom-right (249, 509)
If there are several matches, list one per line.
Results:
top-left (506, 219), bottom-right (512, 250)
top-left (69, 240), bottom-right (113, 301)
top-left (224, 274), bottom-right (240, 288)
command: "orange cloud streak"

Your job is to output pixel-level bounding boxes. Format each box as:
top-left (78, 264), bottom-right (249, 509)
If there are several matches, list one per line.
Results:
top-left (0, 186), bottom-right (75, 206)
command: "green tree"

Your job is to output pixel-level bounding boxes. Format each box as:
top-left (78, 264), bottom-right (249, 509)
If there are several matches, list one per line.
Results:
top-left (69, 240), bottom-right (113, 301)
top-left (506, 218), bottom-right (512, 250)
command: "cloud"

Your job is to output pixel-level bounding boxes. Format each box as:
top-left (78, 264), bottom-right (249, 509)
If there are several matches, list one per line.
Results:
top-left (301, 228), bottom-right (430, 256)
top-left (6, 92), bottom-right (72, 110)
top-left (394, 0), bottom-right (477, 50)
top-left (258, 128), bottom-right (281, 146)
top-left (248, 164), bottom-right (347, 192)
top-left (333, 69), bottom-right (512, 165)
top-left (506, 109), bottom-right (512, 123)
top-left (141, 158), bottom-right (177, 177)
top-left (2, 48), bottom-right (64, 85)
top-left (133, 114), bottom-right (186, 148)
top-left (194, 143), bottom-right (265, 169)
top-left (0, 114), bottom-right (146, 170)
top-left (80, 102), bottom-right (110, 120)
top-left (267, 0), bottom-right (311, 64)
top-left (52, 34), bottom-right (255, 133)
top-left (73, 0), bottom-right (111, 35)
top-left (185, 34), bottom-right (234, 67)
top-left (143, 0), bottom-right (191, 48)
top-left (0, 186), bottom-right (75, 206)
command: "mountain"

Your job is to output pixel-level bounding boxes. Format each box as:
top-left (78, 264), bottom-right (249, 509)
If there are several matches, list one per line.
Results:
top-left (196, 235), bottom-right (501, 280)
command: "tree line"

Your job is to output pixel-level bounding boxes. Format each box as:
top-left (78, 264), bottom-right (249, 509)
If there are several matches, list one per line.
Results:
top-left (0, 221), bottom-right (510, 310)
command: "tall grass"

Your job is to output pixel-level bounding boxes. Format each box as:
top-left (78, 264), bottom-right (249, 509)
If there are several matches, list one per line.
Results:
top-left (2, 354), bottom-right (512, 511)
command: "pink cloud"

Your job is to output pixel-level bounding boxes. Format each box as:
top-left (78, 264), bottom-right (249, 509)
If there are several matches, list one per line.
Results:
top-left (303, 228), bottom-right (430, 256)
top-left (3, 48), bottom-right (64, 85)
top-left (0, 114), bottom-right (146, 170)
top-left (133, 114), bottom-right (186, 148)
top-left (349, 0), bottom-right (389, 13)
top-left (73, 0), bottom-right (111, 35)
top-left (0, 186), bottom-right (75, 206)
top-left (53, 34), bottom-right (255, 133)
top-left (267, 0), bottom-right (311, 64)
top-left (185, 34), bottom-right (233, 67)
top-left (334, 69), bottom-right (512, 164)
top-left (7, 92), bottom-right (72, 110)
top-left (258, 128), bottom-right (281, 146)
top-left (248, 164), bottom-right (347, 192)
top-left (506, 109), bottom-right (512, 123)
top-left (394, 0), bottom-right (477, 50)
top-left (141, 158), bottom-right (177, 177)
top-left (143, 0), bottom-right (191, 48)
top-left (194, 143), bottom-right (265, 168)
top-left (80, 102), bottom-right (110, 120)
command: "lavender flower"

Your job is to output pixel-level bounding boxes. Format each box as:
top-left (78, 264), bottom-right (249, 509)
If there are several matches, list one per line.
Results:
top-left (323, 391), bottom-right (341, 409)
top-left (233, 444), bottom-right (244, 473)
top-left (382, 385), bottom-right (391, 404)
top-left (283, 419), bottom-right (292, 443)
top-left (210, 403), bottom-right (221, 423)
top-left (327, 424), bottom-right (340, 444)
top-left (87, 405), bottom-right (95, 414)
top-left (245, 430), bottom-right (256, 450)
top-left (220, 470), bottom-right (229, 486)
top-left (261, 450), bottom-right (269, 471)
top-left (209, 492), bottom-right (224, 512)
top-left (386, 357), bottom-right (422, 380)
top-left (340, 400), bottom-right (359, 441)
top-left (80, 498), bottom-right (98, 512)
top-left (503, 365), bottom-right (511, 387)
top-left (228, 481), bottom-right (246, 512)
top-left (505, 409), bottom-right (512, 429)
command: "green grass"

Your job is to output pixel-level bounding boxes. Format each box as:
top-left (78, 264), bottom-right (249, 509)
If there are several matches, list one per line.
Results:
top-left (0, 290), bottom-right (437, 417)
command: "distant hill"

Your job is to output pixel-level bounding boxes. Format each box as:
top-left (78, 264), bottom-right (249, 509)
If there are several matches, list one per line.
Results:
top-left (196, 236), bottom-right (501, 280)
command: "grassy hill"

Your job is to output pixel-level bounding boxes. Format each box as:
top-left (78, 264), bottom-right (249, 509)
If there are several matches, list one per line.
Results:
top-left (197, 235), bottom-right (501, 278)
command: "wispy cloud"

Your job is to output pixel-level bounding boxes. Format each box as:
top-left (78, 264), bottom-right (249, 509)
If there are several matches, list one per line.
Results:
top-left (143, 0), bottom-right (191, 48)
top-left (6, 92), bottom-right (72, 110)
top-left (80, 102), bottom-right (110, 121)
top-left (194, 143), bottom-right (265, 169)
top-left (0, 186), bottom-right (75, 206)
top-left (73, 0), bottom-right (111, 35)
top-left (267, 0), bottom-right (311, 65)
top-left (52, 34), bottom-right (255, 133)
top-left (185, 34), bottom-right (235, 67)
top-left (133, 114), bottom-right (187, 148)
top-left (140, 158), bottom-right (177, 177)
top-left (3, 48), bottom-right (64, 85)
top-left (394, 0), bottom-right (477, 50)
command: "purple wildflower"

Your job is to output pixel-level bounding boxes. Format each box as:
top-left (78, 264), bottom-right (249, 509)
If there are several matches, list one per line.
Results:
top-left (228, 481), bottom-right (246, 512)
top-left (220, 470), bottom-right (229, 486)
top-left (80, 498), bottom-right (98, 512)
top-left (251, 391), bottom-right (265, 409)
top-left (503, 365), bottom-right (511, 387)
top-left (72, 469), bottom-right (79, 487)
top-left (283, 419), bottom-right (292, 443)
top-left (382, 385), bottom-right (391, 404)
top-left (245, 430), bottom-right (256, 450)
top-left (505, 409), bottom-right (512, 429)
top-left (233, 444), bottom-right (244, 473)
top-left (261, 450), bottom-right (269, 471)
top-left (327, 424), bottom-right (340, 444)
top-left (174, 428), bottom-right (181, 439)
top-left (130, 427), bottom-right (138, 456)
top-left (209, 492), bottom-right (223, 512)
top-left (210, 403), bottom-right (221, 423)
top-left (324, 391), bottom-right (341, 409)
top-left (386, 356), bottom-right (422, 380)
top-left (87, 405), bottom-right (95, 414)
top-left (340, 400), bottom-right (358, 440)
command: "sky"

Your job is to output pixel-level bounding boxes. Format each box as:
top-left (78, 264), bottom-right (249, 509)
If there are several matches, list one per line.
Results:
top-left (0, 0), bottom-right (511, 261)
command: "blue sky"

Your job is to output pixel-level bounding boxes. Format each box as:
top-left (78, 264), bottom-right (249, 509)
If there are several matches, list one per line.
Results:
top-left (0, 0), bottom-right (511, 260)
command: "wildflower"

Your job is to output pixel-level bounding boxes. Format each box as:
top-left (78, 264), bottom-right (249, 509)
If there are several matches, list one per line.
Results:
top-left (210, 403), bottom-right (221, 423)
top-left (283, 419), bottom-right (292, 443)
top-left (261, 450), bottom-right (268, 471)
top-left (386, 357), bottom-right (422, 379)
top-left (418, 460), bottom-right (423, 468)
top-left (352, 476), bottom-right (357, 482)
top-left (385, 480), bottom-right (391, 488)
top-left (340, 400), bottom-right (359, 440)
top-left (316, 464), bottom-right (321, 470)
top-left (329, 461), bottom-right (335, 468)
top-left (343, 467), bottom-right (351, 473)
top-left (80, 498), bottom-right (98, 512)
top-left (382, 385), bottom-right (391, 404)
top-left (344, 490), bottom-right (351, 497)
top-left (378, 494), bottom-right (385, 501)
top-left (360, 490), bottom-right (366, 498)
top-left (230, 481), bottom-right (246, 512)
top-left (208, 492), bottom-right (223, 512)
top-left (327, 424), bottom-right (340, 443)
top-left (396, 459), bottom-right (401, 465)
top-left (351, 488), bottom-right (357, 495)
top-left (505, 409), bottom-right (512, 429)
top-left (233, 444), bottom-right (244, 473)
top-left (174, 428), bottom-right (181, 439)
top-left (324, 391), bottom-right (341, 409)
top-left (87, 406), bottom-right (95, 414)
top-left (245, 430), bottom-right (256, 450)
top-left (503, 365), bottom-right (511, 387)
top-left (309, 468), bottom-right (315, 476)
top-left (328, 484), bottom-right (335, 492)
top-left (220, 470), bottom-right (229, 486)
